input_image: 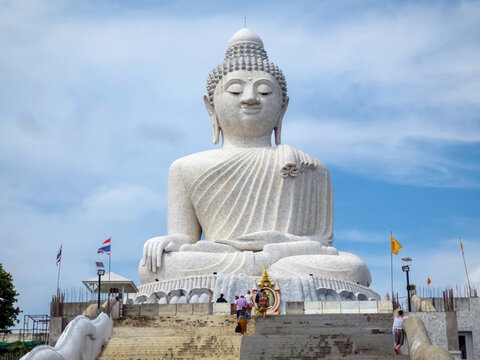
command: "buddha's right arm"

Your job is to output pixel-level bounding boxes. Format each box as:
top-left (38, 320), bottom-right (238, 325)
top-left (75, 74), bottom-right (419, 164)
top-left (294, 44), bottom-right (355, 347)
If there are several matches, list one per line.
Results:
top-left (167, 158), bottom-right (202, 240)
top-left (142, 159), bottom-right (202, 272)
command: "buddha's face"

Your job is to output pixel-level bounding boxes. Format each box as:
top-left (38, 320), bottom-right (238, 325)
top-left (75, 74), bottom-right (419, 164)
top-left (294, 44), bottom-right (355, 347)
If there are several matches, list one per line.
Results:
top-left (211, 70), bottom-right (286, 139)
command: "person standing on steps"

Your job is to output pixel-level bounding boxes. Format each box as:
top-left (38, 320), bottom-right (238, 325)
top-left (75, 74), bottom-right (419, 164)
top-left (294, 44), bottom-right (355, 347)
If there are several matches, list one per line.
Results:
top-left (245, 290), bottom-right (253, 315)
top-left (255, 289), bottom-right (262, 316)
top-left (233, 295), bottom-right (239, 316)
top-left (238, 308), bottom-right (249, 335)
top-left (393, 310), bottom-right (407, 355)
top-left (235, 295), bottom-right (247, 319)
top-left (258, 289), bottom-right (269, 318)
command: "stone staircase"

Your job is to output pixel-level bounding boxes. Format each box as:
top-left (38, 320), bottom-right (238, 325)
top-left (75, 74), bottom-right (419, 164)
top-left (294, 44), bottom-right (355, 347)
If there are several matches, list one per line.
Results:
top-left (241, 313), bottom-right (409, 359)
top-left (97, 315), bottom-right (251, 360)
top-left (98, 313), bottom-right (409, 359)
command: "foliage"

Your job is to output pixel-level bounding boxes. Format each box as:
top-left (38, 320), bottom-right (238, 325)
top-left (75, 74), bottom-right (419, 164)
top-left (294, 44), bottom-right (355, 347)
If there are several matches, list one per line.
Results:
top-left (0, 264), bottom-right (21, 331)
top-left (0, 341), bottom-right (40, 359)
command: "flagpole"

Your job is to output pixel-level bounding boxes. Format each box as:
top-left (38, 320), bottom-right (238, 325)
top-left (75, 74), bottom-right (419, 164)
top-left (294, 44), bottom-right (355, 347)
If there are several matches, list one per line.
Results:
top-left (108, 237), bottom-right (111, 308)
top-left (460, 237), bottom-right (472, 297)
top-left (390, 232), bottom-right (394, 302)
top-left (56, 245), bottom-right (62, 296)
top-left (109, 236), bottom-right (111, 283)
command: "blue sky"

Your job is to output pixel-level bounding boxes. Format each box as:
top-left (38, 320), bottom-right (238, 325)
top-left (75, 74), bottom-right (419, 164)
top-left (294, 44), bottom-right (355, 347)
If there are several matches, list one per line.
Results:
top-left (1, 0), bottom-right (480, 321)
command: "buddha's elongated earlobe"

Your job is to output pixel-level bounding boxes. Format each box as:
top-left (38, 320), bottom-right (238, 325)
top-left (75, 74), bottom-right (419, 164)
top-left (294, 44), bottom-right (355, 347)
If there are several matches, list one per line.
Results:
top-left (274, 121), bottom-right (282, 145)
top-left (275, 96), bottom-right (289, 145)
top-left (211, 115), bottom-right (220, 144)
top-left (204, 94), bottom-right (220, 145)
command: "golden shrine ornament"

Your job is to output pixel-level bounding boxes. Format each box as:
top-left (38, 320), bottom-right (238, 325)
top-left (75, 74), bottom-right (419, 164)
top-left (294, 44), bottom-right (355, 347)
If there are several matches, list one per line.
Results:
top-left (252, 268), bottom-right (281, 315)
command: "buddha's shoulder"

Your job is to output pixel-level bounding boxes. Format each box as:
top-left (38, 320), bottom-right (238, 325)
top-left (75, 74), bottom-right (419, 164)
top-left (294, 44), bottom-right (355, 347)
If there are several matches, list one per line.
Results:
top-left (170, 149), bottom-right (226, 169)
top-left (169, 149), bottom-right (227, 182)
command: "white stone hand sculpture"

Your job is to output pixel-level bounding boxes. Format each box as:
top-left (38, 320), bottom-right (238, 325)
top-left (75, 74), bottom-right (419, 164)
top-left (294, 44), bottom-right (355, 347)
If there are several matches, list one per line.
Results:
top-left (142, 234), bottom-right (192, 272)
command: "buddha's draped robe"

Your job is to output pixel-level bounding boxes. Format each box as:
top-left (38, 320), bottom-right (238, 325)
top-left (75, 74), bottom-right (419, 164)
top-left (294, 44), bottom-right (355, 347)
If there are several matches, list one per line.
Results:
top-left (189, 145), bottom-right (334, 246)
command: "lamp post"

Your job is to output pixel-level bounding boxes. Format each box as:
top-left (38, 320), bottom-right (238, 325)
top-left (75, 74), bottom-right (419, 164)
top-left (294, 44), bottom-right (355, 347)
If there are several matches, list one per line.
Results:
top-left (97, 269), bottom-right (105, 312)
top-left (402, 257), bottom-right (412, 312)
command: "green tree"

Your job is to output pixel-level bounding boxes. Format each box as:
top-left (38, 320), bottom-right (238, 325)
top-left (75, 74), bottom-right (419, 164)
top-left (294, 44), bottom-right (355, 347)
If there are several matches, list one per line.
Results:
top-left (0, 264), bottom-right (21, 331)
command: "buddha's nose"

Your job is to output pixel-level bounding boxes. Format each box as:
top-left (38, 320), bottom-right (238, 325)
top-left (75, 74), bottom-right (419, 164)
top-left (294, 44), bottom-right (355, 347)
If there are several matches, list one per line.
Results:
top-left (241, 87), bottom-right (260, 105)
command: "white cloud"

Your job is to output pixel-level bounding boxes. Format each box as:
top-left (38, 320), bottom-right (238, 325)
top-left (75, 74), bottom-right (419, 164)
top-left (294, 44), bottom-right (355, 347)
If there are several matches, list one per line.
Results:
top-left (336, 229), bottom-right (387, 243)
top-left (276, 2), bottom-right (480, 106)
top-left (275, 2), bottom-right (480, 188)
top-left (470, 266), bottom-right (480, 288)
top-left (1, 0), bottom-right (479, 188)
top-left (81, 184), bottom-right (164, 221)
top-left (284, 116), bottom-right (480, 187)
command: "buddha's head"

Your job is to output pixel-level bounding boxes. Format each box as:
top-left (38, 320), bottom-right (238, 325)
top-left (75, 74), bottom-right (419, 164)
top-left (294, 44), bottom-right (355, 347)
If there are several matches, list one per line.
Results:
top-left (205, 28), bottom-right (289, 145)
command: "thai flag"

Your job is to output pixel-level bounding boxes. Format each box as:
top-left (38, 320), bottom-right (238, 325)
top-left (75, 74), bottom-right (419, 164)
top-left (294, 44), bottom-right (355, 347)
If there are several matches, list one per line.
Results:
top-left (56, 244), bottom-right (62, 266)
top-left (98, 238), bottom-right (111, 255)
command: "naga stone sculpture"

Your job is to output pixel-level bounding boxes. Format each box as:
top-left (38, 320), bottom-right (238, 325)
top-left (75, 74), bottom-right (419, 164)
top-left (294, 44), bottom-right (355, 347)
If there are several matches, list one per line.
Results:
top-left (137, 28), bottom-right (378, 304)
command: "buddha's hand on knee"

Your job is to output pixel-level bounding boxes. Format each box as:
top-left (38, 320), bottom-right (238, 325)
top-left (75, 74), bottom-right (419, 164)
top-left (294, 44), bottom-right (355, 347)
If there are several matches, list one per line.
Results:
top-left (142, 234), bottom-right (192, 272)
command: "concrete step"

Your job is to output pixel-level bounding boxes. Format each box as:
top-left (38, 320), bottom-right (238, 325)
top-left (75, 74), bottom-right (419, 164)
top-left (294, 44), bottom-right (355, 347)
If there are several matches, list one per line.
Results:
top-left (239, 314), bottom-right (404, 360)
top-left (98, 315), bottom-right (250, 360)
top-left (240, 334), bottom-right (398, 358)
top-left (99, 314), bottom-right (407, 360)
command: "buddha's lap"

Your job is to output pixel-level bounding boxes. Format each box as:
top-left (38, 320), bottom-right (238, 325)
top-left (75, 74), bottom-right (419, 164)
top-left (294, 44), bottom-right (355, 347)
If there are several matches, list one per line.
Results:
top-left (138, 249), bottom-right (370, 285)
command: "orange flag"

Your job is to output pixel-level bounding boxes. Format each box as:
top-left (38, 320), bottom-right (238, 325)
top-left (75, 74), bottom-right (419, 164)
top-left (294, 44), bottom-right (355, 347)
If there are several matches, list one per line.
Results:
top-left (391, 234), bottom-right (403, 255)
top-left (427, 277), bottom-right (431, 286)
top-left (460, 238), bottom-right (464, 253)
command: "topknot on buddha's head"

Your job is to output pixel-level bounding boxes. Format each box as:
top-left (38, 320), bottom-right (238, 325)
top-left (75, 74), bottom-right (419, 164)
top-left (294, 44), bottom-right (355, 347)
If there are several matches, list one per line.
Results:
top-left (206, 28), bottom-right (287, 105)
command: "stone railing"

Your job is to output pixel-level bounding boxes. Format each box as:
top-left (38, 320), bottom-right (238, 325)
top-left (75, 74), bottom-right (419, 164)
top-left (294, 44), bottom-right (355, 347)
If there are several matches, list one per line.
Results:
top-left (285, 300), bottom-right (393, 314)
top-left (122, 300), bottom-right (392, 317)
top-left (404, 316), bottom-right (454, 360)
top-left (19, 312), bottom-right (113, 360)
top-left (82, 296), bottom-right (120, 319)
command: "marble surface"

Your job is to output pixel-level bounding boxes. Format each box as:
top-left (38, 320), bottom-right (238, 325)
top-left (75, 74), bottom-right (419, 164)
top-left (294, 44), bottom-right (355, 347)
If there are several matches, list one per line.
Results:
top-left (134, 273), bottom-right (380, 309)
top-left (138, 27), bottom-right (374, 296)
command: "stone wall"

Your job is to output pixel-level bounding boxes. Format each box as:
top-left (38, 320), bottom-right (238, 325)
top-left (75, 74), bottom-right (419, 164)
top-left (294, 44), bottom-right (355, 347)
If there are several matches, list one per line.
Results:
top-left (49, 316), bottom-right (76, 346)
top-left (122, 302), bottom-right (231, 316)
top-left (412, 297), bottom-right (480, 359)
top-left (456, 297), bottom-right (480, 359)
top-left (122, 300), bottom-right (390, 317)
top-left (286, 300), bottom-right (392, 314)
top-left (61, 302), bottom-right (92, 316)
top-left (414, 312), bottom-right (457, 350)
top-left (48, 302), bottom-right (92, 345)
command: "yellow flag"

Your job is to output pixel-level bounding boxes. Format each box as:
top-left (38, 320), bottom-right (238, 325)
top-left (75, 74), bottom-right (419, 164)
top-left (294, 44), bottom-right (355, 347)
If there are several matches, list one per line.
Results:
top-left (391, 234), bottom-right (403, 255)
top-left (427, 277), bottom-right (431, 286)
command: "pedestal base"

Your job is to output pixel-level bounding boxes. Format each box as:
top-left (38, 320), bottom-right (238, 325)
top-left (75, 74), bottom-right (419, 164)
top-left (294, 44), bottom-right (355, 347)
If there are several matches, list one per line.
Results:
top-left (133, 273), bottom-right (380, 306)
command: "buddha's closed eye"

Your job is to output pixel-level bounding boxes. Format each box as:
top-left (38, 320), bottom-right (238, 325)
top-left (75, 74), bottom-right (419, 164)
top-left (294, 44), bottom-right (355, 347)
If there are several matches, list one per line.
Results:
top-left (257, 84), bottom-right (272, 95)
top-left (227, 83), bottom-right (243, 95)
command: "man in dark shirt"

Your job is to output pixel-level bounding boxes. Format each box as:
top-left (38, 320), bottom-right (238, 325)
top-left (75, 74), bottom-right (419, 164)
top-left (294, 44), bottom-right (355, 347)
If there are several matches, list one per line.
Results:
top-left (216, 293), bottom-right (228, 303)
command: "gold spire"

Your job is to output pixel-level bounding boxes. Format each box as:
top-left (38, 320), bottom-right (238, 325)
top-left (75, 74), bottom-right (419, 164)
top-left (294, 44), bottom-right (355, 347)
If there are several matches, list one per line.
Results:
top-left (257, 268), bottom-right (274, 288)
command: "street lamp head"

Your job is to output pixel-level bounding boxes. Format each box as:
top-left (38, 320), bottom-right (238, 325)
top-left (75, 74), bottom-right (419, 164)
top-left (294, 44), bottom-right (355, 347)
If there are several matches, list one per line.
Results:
top-left (97, 269), bottom-right (105, 276)
top-left (402, 265), bottom-right (410, 272)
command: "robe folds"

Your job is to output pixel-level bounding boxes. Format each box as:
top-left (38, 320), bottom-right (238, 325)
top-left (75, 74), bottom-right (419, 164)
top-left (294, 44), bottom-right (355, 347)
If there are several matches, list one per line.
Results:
top-left (188, 144), bottom-right (334, 245)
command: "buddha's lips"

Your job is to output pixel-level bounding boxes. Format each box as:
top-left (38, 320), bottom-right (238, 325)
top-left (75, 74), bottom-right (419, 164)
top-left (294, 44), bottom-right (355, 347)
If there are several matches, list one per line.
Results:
top-left (240, 105), bottom-right (261, 113)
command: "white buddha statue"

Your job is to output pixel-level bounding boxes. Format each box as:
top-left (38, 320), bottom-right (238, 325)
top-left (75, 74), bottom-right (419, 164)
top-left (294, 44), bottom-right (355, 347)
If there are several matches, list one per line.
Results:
top-left (138, 28), bottom-right (372, 289)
